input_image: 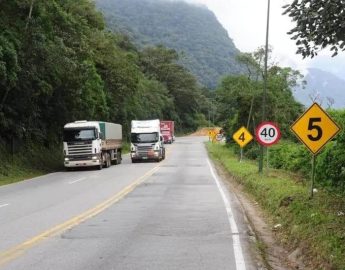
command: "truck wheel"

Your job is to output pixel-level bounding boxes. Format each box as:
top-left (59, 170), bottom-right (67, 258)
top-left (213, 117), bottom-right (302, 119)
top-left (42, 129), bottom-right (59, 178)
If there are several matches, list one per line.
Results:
top-left (104, 153), bottom-right (111, 168)
top-left (117, 151), bottom-right (122, 165)
top-left (97, 155), bottom-right (103, 170)
top-left (114, 151), bottom-right (122, 165)
top-left (131, 159), bottom-right (137, 163)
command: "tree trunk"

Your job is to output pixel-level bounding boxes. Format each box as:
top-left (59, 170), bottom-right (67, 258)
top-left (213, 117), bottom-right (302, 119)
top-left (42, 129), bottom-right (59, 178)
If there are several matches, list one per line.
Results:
top-left (0, 88), bottom-right (11, 112)
top-left (25, 0), bottom-right (35, 29)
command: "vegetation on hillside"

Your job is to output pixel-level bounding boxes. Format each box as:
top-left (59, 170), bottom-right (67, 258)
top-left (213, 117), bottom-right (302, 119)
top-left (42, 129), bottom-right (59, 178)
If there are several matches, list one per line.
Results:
top-left (0, 0), bottom-right (209, 180)
top-left (215, 48), bottom-right (304, 141)
top-left (96, 0), bottom-right (243, 88)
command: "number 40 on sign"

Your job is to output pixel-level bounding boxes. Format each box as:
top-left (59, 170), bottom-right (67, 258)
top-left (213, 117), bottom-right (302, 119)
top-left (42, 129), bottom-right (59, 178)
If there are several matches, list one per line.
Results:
top-left (256, 122), bottom-right (281, 146)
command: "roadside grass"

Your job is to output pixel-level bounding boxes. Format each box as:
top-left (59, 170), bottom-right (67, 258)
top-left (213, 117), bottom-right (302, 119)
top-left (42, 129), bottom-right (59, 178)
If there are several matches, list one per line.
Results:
top-left (0, 144), bottom-right (62, 187)
top-left (122, 142), bottom-right (130, 154)
top-left (207, 143), bottom-right (345, 270)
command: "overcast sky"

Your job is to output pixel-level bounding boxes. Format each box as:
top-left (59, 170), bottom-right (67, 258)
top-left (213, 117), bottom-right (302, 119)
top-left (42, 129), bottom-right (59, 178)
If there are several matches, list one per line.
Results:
top-left (184, 0), bottom-right (345, 76)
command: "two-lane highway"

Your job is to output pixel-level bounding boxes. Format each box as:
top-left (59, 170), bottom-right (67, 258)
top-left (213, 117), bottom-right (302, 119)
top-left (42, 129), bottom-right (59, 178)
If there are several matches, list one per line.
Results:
top-left (0, 137), bottom-right (257, 269)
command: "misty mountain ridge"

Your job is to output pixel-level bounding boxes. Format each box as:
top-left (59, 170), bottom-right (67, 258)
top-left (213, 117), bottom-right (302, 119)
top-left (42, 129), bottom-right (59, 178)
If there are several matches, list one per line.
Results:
top-left (95, 0), bottom-right (243, 88)
top-left (294, 68), bottom-right (345, 109)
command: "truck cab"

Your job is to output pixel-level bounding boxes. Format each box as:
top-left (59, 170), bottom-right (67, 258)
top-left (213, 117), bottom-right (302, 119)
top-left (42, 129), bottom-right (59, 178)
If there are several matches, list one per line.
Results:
top-left (63, 121), bottom-right (122, 170)
top-left (160, 120), bottom-right (175, 144)
top-left (130, 120), bottom-right (165, 162)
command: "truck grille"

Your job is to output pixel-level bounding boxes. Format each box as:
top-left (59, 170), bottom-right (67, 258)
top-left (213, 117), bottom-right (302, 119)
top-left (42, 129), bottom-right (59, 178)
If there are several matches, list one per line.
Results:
top-left (67, 143), bottom-right (93, 156)
top-left (137, 145), bottom-right (153, 156)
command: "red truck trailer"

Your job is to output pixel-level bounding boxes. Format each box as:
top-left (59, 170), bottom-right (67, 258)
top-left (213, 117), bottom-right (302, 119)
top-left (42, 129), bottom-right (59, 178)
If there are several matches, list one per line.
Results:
top-left (160, 121), bottom-right (175, 144)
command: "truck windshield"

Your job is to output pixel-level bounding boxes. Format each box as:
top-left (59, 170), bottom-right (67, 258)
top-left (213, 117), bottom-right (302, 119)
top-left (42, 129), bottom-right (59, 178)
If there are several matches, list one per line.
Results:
top-left (63, 129), bottom-right (97, 141)
top-left (131, 133), bottom-right (158, 143)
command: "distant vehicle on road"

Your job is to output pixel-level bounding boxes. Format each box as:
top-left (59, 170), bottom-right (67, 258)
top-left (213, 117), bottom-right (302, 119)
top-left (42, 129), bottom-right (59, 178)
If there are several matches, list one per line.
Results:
top-left (63, 121), bottom-right (122, 170)
top-left (160, 120), bottom-right (175, 144)
top-left (130, 119), bottom-right (165, 163)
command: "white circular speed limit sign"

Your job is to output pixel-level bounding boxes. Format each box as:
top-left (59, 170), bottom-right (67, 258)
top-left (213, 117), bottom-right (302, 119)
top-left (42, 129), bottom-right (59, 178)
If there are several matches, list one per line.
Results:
top-left (255, 122), bottom-right (281, 146)
top-left (216, 134), bottom-right (223, 141)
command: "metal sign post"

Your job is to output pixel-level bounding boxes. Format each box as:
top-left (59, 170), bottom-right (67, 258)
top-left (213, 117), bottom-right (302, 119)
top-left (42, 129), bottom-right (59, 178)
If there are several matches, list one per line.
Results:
top-left (256, 122), bottom-right (281, 174)
top-left (259, 0), bottom-right (271, 173)
top-left (310, 155), bottom-right (316, 198)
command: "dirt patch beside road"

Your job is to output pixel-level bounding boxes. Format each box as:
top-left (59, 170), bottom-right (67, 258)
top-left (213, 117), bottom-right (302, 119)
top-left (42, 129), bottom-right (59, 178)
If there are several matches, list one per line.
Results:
top-left (189, 127), bottom-right (221, 136)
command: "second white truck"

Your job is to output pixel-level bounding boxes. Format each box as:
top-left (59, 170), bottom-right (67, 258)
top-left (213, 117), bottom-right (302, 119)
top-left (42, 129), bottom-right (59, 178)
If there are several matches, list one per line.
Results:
top-left (130, 119), bottom-right (165, 163)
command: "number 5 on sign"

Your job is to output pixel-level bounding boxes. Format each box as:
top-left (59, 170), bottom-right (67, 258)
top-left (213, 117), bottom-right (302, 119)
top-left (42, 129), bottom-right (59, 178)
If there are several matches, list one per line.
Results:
top-left (233, 126), bottom-right (253, 148)
top-left (291, 103), bottom-right (341, 155)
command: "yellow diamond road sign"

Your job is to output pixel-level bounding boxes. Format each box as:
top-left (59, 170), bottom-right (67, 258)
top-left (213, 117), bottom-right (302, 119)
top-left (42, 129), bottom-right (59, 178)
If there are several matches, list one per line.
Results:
top-left (291, 103), bottom-right (341, 155)
top-left (233, 126), bottom-right (253, 148)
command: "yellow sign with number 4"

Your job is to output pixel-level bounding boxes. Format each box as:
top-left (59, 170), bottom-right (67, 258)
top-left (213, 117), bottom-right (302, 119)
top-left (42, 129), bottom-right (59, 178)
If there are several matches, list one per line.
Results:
top-left (291, 103), bottom-right (341, 155)
top-left (233, 126), bottom-right (253, 148)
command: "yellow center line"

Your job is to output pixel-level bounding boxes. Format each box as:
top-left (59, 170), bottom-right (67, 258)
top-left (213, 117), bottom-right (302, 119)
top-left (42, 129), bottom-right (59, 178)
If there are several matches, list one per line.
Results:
top-left (0, 163), bottom-right (163, 267)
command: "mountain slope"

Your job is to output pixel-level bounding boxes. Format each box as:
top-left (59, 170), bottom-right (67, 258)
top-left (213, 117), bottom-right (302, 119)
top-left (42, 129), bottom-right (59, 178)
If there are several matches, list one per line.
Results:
top-left (95, 0), bottom-right (243, 88)
top-left (294, 68), bottom-right (345, 109)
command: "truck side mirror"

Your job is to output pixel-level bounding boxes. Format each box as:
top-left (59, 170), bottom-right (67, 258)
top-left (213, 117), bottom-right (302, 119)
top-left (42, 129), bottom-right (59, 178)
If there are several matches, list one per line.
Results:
top-left (160, 136), bottom-right (164, 143)
top-left (99, 132), bottom-right (104, 140)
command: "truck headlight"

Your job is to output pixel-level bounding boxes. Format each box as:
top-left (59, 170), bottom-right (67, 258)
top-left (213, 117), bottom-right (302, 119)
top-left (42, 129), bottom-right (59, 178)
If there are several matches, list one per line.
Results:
top-left (154, 144), bottom-right (160, 151)
top-left (131, 144), bottom-right (136, 152)
top-left (64, 158), bottom-right (69, 162)
top-left (92, 156), bottom-right (98, 160)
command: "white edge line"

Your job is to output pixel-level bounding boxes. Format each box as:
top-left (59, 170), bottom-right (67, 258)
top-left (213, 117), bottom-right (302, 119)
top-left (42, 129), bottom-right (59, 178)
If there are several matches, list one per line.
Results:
top-left (207, 158), bottom-right (247, 270)
top-left (68, 177), bottom-right (87, 184)
top-left (0, 204), bottom-right (9, 208)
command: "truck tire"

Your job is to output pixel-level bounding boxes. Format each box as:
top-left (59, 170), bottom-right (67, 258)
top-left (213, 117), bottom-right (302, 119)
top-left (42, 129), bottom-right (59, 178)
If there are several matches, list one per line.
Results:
top-left (117, 151), bottom-right (122, 164)
top-left (104, 153), bottom-right (111, 168)
top-left (97, 154), bottom-right (103, 170)
top-left (131, 159), bottom-right (137, 163)
top-left (114, 150), bottom-right (122, 165)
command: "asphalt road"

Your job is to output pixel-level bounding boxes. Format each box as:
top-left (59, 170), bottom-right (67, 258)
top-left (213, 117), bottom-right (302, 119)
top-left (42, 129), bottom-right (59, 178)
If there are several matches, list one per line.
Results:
top-left (0, 136), bottom-right (257, 270)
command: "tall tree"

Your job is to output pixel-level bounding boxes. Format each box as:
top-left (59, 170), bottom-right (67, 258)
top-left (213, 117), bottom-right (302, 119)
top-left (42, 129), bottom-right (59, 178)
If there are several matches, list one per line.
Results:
top-left (283, 0), bottom-right (345, 58)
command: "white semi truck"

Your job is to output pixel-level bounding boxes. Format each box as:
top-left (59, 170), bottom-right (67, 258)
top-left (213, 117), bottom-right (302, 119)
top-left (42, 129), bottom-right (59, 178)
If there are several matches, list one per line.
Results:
top-left (130, 119), bottom-right (165, 163)
top-left (63, 121), bottom-right (122, 170)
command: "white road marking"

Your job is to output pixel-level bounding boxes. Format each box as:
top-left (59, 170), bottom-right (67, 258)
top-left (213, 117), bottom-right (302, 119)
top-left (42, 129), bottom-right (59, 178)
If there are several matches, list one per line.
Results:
top-left (0, 204), bottom-right (9, 209)
top-left (68, 177), bottom-right (87, 184)
top-left (207, 159), bottom-right (246, 270)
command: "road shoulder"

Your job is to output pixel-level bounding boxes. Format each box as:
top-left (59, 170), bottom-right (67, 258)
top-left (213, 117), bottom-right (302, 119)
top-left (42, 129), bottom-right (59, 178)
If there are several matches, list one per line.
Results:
top-left (208, 152), bottom-right (301, 270)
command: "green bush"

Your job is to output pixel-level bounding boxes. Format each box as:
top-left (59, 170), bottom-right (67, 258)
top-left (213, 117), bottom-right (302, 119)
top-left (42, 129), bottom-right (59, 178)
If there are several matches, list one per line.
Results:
top-left (0, 141), bottom-right (62, 185)
top-left (266, 109), bottom-right (345, 191)
top-left (316, 142), bottom-right (345, 191)
top-left (269, 141), bottom-right (310, 176)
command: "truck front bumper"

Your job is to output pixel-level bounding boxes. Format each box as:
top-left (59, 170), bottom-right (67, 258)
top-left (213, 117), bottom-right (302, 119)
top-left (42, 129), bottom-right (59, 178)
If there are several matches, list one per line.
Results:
top-left (131, 150), bottom-right (160, 160)
top-left (64, 157), bottom-right (101, 168)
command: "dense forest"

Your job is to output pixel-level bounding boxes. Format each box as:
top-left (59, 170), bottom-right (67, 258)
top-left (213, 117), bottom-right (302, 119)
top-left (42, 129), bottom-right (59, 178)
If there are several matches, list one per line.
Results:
top-left (0, 0), bottom-right (209, 145)
top-left (0, 0), bottom-right (211, 178)
top-left (96, 0), bottom-right (243, 88)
